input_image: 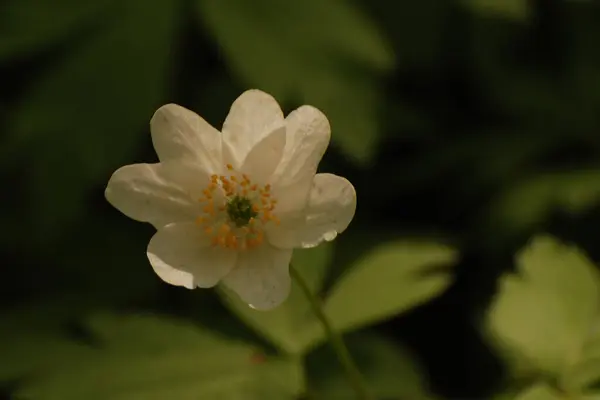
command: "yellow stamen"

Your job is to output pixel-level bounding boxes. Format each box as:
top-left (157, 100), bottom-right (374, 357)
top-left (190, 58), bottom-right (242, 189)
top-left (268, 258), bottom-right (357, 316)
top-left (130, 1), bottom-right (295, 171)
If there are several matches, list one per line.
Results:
top-left (219, 224), bottom-right (231, 235)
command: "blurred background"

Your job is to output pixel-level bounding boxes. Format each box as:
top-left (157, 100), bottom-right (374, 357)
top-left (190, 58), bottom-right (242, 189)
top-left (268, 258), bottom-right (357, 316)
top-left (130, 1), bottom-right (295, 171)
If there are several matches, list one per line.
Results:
top-left (2, 0), bottom-right (600, 399)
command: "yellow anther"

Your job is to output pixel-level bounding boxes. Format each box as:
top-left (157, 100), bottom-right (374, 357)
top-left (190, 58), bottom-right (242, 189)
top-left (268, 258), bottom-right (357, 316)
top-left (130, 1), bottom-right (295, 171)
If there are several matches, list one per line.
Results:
top-left (226, 164), bottom-right (234, 171)
top-left (249, 217), bottom-right (255, 225)
top-left (242, 174), bottom-right (250, 181)
top-left (203, 189), bottom-right (212, 198)
top-left (261, 198), bottom-right (268, 206)
top-left (211, 174), bottom-right (218, 181)
top-left (203, 204), bottom-right (214, 214)
top-left (230, 176), bottom-right (237, 182)
top-left (250, 184), bottom-right (258, 191)
top-left (262, 192), bottom-right (271, 198)
top-left (252, 204), bottom-right (260, 213)
top-left (196, 216), bottom-right (204, 225)
top-left (228, 234), bottom-right (238, 249)
top-left (204, 226), bottom-right (213, 234)
top-left (219, 224), bottom-right (231, 235)
top-left (265, 184), bottom-right (271, 192)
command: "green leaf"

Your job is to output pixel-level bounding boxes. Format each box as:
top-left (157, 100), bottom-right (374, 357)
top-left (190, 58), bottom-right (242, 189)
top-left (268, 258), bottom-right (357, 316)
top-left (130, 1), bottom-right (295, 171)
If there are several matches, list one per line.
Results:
top-left (195, 0), bottom-right (394, 164)
top-left (219, 244), bottom-right (333, 355)
top-left (307, 331), bottom-right (438, 400)
top-left (512, 384), bottom-right (561, 400)
top-left (6, 313), bottom-right (303, 400)
top-left (487, 169), bottom-right (600, 236)
top-left (324, 240), bottom-right (457, 334)
top-left (2, 0), bottom-right (178, 248)
top-left (0, 0), bottom-right (111, 61)
top-left (463, 0), bottom-right (531, 21)
top-left (486, 236), bottom-right (600, 378)
top-left (562, 324), bottom-right (600, 393)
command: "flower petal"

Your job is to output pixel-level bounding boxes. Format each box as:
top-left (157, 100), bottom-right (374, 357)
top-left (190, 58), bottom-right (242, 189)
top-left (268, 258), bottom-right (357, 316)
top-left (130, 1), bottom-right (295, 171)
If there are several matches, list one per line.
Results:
top-left (241, 125), bottom-right (286, 184)
top-left (105, 162), bottom-right (203, 229)
top-left (147, 222), bottom-right (237, 289)
top-left (221, 90), bottom-right (285, 167)
top-left (272, 105), bottom-right (331, 214)
top-left (151, 104), bottom-right (222, 172)
top-left (222, 245), bottom-right (293, 310)
top-left (268, 173), bottom-right (356, 249)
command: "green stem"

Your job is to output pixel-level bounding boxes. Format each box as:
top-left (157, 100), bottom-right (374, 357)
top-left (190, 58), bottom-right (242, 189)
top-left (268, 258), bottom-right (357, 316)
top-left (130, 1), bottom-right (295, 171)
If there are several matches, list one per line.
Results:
top-left (289, 265), bottom-right (372, 400)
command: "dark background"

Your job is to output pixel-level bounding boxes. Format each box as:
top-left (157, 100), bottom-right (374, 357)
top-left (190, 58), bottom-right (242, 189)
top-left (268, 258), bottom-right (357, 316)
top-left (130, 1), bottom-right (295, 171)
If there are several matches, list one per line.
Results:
top-left (2, 0), bottom-right (600, 398)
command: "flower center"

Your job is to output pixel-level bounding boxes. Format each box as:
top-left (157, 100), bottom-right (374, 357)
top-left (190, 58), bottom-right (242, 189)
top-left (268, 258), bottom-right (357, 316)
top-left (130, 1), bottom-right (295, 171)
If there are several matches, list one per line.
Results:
top-left (226, 195), bottom-right (258, 227)
top-left (195, 163), bottom-right (280, 250)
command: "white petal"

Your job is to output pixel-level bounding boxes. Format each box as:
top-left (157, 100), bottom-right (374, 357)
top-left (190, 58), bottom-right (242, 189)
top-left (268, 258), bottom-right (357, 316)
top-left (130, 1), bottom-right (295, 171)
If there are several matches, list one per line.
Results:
top-left (222, 245), bottom-right (293, 310)
top-left (151, 104), bottom-right (222, 172)
top-left (241, 126), bottom-right (286, 184)
top-left (105, 162), bottom-right (201, 229)
top-left (221, 90), bottom-right (285, 167)
top-left (147, 222), bottom-right (237, 289)
top-left (271, 105), bottom-right (331, 214)
top-left (268, 174), bottom-right (356, 249)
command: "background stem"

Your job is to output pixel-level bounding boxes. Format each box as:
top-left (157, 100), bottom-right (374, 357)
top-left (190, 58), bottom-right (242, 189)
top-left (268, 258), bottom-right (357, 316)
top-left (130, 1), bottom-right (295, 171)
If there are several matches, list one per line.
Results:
top-left (290, 264), bottom-right (373, 400)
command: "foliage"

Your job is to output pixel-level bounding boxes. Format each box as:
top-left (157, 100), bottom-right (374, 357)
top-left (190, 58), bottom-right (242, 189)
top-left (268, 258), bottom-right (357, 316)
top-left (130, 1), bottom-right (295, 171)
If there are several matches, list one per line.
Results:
top-left (2, 0), bottom-right (600, 399)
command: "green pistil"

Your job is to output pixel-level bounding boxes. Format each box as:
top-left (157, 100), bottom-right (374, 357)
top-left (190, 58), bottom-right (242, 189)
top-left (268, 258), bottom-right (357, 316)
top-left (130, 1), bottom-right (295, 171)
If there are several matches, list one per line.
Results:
top-left (226, 196), bottom-right (257, 227)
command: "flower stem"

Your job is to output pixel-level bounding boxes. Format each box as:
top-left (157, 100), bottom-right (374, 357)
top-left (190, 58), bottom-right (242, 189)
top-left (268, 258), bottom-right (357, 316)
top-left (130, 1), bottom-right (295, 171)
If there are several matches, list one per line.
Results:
top-left (289, 264), bottom-right (372, 400)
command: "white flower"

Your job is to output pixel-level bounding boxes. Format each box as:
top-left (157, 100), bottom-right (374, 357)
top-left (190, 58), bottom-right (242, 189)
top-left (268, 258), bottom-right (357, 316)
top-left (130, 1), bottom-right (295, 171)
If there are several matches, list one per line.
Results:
top-left (105, 90), bottom-right (356, 310)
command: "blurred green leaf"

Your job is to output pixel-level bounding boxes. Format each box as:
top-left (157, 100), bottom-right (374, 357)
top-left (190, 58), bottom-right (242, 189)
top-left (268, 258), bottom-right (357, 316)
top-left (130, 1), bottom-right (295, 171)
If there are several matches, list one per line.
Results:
top-left (195, 0), bottom-right (394, 164)
top-left (307, 331), bottom-right (438, 400)
top-left (5, 312), bottom-right (303, 400)
top-left (487, 236), bottom-right (600, 379)
top-left (487, 169), bottom-right (600, 236)
top-left (219, 244), bottom-right (333, 355)
top-left (324, 240), bottom-right (457, 334)
top-left (2, 0), bottom-right (178, 247)
top-left (512, 384), bottom-right (561, 400)
top-left (0, 0), bottom-right (112, 61)
top-left (563, 323), bottom-right (600, 393)
top-left (508, 383), bottom-right (600, 400)
top-left (463, 0), bottom-right (531, 21)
